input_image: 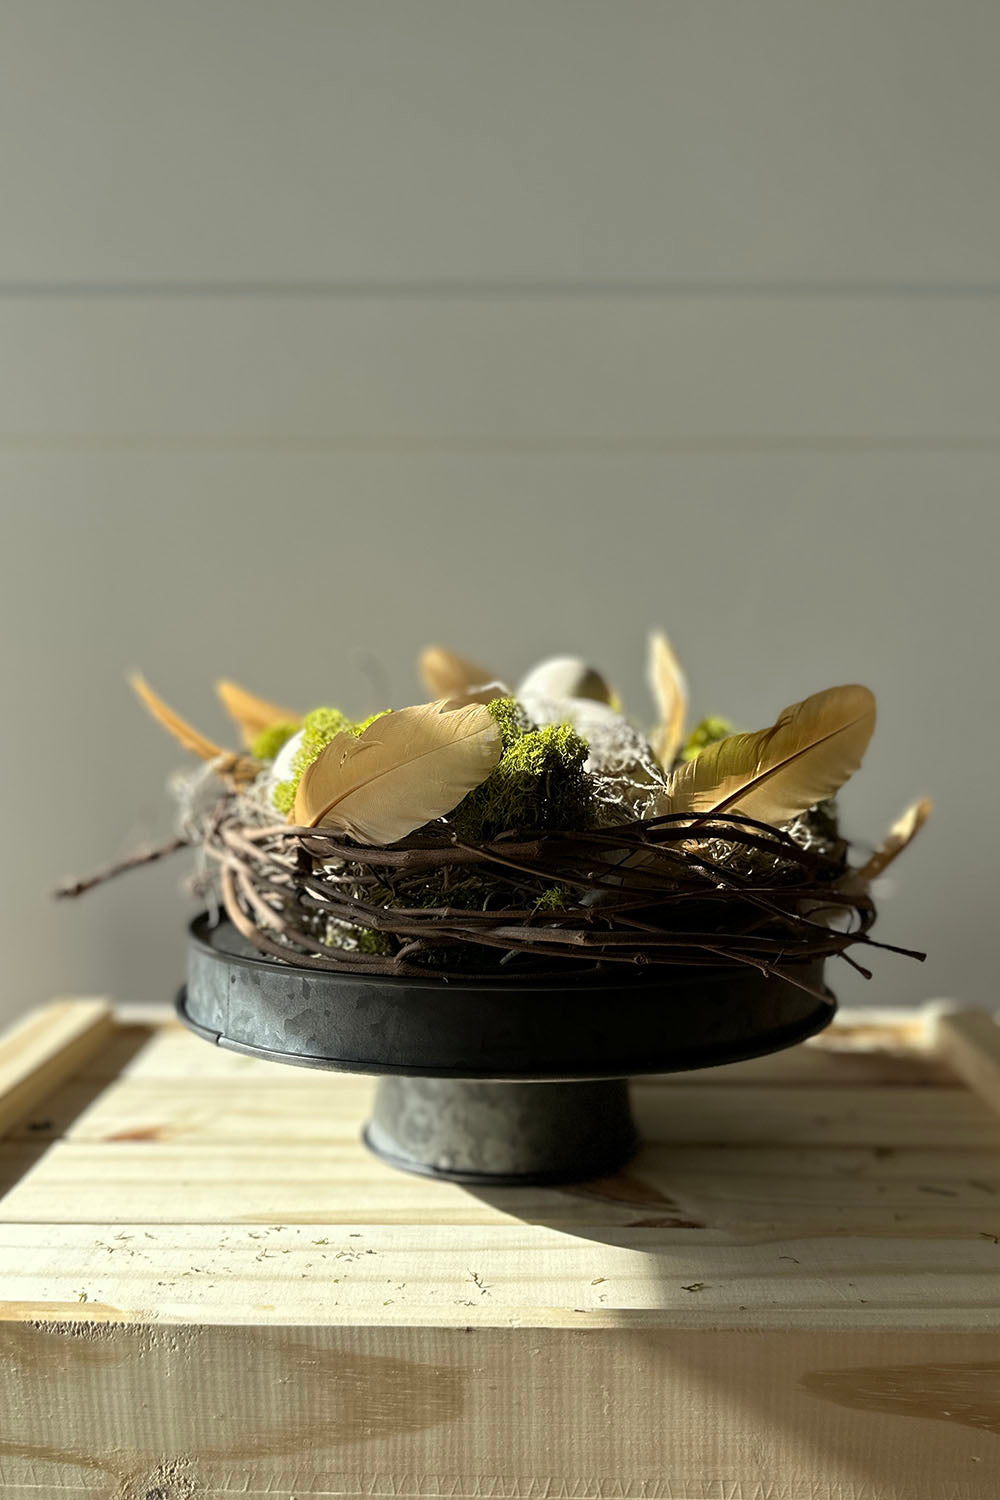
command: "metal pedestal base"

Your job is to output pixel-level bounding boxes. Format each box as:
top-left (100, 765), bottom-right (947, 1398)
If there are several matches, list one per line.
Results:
top-left (179, 916), bottom-right (836, 1186)
top-left (363, 1075), bottom-right (638, 1185)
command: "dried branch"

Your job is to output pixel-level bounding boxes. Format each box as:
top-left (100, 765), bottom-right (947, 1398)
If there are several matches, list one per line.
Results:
top-left (54, 836), bottom-right (190, 899)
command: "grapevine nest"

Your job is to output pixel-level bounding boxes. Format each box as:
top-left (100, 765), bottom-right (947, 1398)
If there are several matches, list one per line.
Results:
top-left (198, 795), bottom-right (920, 999)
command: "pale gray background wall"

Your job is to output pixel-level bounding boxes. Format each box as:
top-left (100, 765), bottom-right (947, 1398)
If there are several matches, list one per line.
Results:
top-left (0, 2), bottom-right (997, 1025)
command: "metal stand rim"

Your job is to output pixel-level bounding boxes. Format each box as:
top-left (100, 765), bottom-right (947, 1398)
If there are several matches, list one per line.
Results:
top-left (176, 984), bottom-right (834, 1081)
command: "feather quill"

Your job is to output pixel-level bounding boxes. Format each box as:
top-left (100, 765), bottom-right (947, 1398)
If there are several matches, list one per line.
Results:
top-left (216, 679), bottom-right (300, 748)
top-left (294, 698), bottom-right (502, 843)
top-left (647, 631), bottom-right (688, 768)
top-left (854, 797), bottom-right (931, 882)
top-left (667, 684), bottom-right (876, 826)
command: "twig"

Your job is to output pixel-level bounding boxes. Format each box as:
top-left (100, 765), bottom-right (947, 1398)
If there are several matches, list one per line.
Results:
top-left (54, 836), bottom-right (190, 899)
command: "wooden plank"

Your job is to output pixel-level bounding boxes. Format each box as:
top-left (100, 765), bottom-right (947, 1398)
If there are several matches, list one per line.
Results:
top-left (0, 1000), bottom-right (113, 1138)
top-left (79, 1026), bottom-right (341, 1084)
top-left (4, 298), bottom-right (1000, 446)
top-left (0, 1223), bottom-right (998, 1331)
top-left (1, 1004), bottom-right (992, 1239)
top-left (661, 1047), bottom-right (951, 1087)
top-left (7, 1076), bottom-right (964, 1149)
top-left (1, 2), bottom-right (997, 285)
top-left (0, 1322), bottom-right (997, 1499)
top-left (804, 1008), bottom-right (936, 1052)
top-left (628, 1084), bottom-right (1000, 1149)
top-left (3, 1137), bottom-right (999, 1239)
top-left (80, 1015), bottom-right (952, 1089)
top-left (933, 1009), bottom-right (1000, 1116)
top-left (8, 1077), bottom-right (980, 1151)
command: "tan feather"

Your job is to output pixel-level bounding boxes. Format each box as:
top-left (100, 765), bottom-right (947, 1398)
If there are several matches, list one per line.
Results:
top-left (130, 673), bottom-right (231, 762)
top-left (647, 630), bottom-right (688, 767)
top-left (418, 645), bottom-right (499, 703)
top-left (129, 673), bottom-right (256, 781)
top-left (667, 684), bottom-right (876, 826)
top-left (294, 698), bottom-right (502, 843)
top-left (855, 797), bottom-right (931, 882)
top-left (216, 679), bottom-right (300, 748)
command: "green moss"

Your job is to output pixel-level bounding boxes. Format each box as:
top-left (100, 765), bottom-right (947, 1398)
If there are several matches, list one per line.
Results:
top-left (298, 705), bottom-right (356, 755)
top-left (250, 720), bottom-right (300, 762)
top-left (681, 715), bottom-right (733, 762)
top-left (320, 922), bottom-right (395, 956)
top-left (356, 926), bottom-right (394, 956)
top-left (272, 778), bottom-right (298, 817)
top-left (533, 884), bottom-right (569, 912)
top-left (487, 695), bottom-right (531, 750)
top-left (450, 698), bottom-right (592, 841)
top-left (274, 705), bottom-right (391, 817)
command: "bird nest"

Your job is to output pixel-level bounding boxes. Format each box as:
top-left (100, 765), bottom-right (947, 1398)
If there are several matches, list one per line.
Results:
top-left (57, 644), bottom-right (930, 1001)
top-left (201, 800), bottom-right (917, 997)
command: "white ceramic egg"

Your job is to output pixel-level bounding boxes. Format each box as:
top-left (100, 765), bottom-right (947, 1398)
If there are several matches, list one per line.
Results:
top-left (267, 726), bottom-right (305, 805)
top-left (516, 656), bottom-right (613, 706)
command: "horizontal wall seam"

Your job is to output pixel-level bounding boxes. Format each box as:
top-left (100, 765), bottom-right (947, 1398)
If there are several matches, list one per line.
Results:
top-left (3, 281), bottom-right (1000, 301)
top-left (2, 434), bottom-right (1000, 455)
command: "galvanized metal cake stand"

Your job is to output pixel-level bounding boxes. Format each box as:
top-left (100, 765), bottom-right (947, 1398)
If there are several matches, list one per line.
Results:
top-left (178, 913), bottom-right (834, 1185)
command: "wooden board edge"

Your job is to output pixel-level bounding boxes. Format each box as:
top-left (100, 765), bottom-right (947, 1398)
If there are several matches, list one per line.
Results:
top-left (0, 999), bottom-right (115, 1138)
top-left (0, 1324), bottom-right (996, 1499)
top-left (931, 1008), bottom-right (1000, 1117)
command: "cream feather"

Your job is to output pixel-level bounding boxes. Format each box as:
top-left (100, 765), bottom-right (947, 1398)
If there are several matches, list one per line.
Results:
top-left (667, 684), bottom-right (876, 826)
top-left (418, 646), bottom-right (501, 703)
top-left (293, 698), bottom-right (502, 843)
top-left (854, 797), bottom-right (931, 882)
top-left (647, 631), bottom-right (688, 768)
top-left (215, 679), bottom-right (300, 748)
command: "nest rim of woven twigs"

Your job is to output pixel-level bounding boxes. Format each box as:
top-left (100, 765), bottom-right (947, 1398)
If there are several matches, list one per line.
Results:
top-left (189, 909), bottom-right (833, 998)
top-left (203, 803), bottom-right (925, 998)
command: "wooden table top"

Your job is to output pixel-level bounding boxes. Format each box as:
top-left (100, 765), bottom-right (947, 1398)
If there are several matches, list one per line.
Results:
top-left (1, 997), bottom-right (999, 1334)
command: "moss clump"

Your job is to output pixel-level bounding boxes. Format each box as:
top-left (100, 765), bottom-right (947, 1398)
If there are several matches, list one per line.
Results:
top-left (533, 884), bottom-right (569, 912)
top-left (356, 926), bottom-right (394, 956)
top-left (450, 698), bottom-right (592, 841)
top-left (273, 780), bottom-right (298, 816)
top-left (250, 720), bottom-right (300, 762)
top-left (487, 695), bottom-right (532, 750)
top-left (681, 715), bottom-right (733, 762)
top-left (273, 706), bottom-right (390, 816)
top-left (321, 922), bottom-right (395, 956)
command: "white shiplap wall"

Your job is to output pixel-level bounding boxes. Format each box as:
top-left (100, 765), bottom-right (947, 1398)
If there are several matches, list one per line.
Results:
top-left (0, 2), bottom-right (997, 1023)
